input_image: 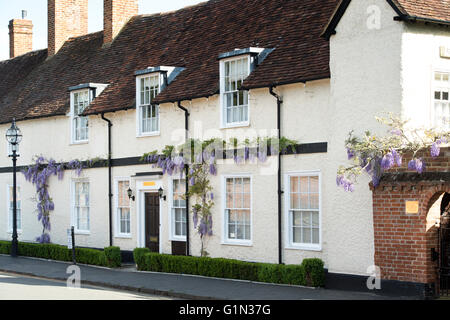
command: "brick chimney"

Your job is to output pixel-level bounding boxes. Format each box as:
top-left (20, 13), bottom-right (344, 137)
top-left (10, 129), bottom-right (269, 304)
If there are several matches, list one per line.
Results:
top-left (8, 15), bottom-right (33, 59)
top-left (103, 0), bottom-right (138, 45)
top-left (48, 0), bottom-right (88, 57)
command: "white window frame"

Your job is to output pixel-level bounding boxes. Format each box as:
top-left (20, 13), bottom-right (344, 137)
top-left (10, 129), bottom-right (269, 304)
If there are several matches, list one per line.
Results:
top-left (221, 174), bottom-right (253, 246)
top-left (71, 178), bottom-right (90, 234)
top-left (432, 70), bottom-right (450, 130)
top-left (284, 171), bottom-right (322, 251)
top-left (136, 73), bottom-right (162, 137)
top-left (168, 177), bottom-right (187, 241)
top-left (220, 55), bottom-right (251, 129)
top-left (70, 89), bottom-right (91, 144)
top-left (6, 184), bottom-right (22, 234)
top-left (114, 178), bottom-right (132, 238)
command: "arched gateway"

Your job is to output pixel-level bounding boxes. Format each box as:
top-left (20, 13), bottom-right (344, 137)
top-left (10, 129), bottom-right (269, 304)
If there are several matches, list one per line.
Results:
top-left (371, 148), bottom-right (450, 298)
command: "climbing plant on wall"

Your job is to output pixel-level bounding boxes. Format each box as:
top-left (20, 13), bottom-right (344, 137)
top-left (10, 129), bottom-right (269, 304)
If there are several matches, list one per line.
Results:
top-left (141, 136), bottom-right (298, 256)
top-left (22, 156), bottom-right (106, 243)
top-left (337, 113), bottom-right (450, 191)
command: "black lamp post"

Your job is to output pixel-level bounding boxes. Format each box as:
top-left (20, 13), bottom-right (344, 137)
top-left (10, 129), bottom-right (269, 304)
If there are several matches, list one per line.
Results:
top-left (6, 119), bottom-right (22, 258)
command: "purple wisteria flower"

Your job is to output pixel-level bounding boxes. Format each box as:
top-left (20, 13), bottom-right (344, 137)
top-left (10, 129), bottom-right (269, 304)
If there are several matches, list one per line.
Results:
top-left (381, 153), bottom-right (394, 170)
top-left (347, 148), bottom-right (355, 160)
top-left (408, 158), bottom-right (426, 174)
top-left (431, 142), bottom-right (440, 158)
top-left (336, 175), bottom-right (355, 192)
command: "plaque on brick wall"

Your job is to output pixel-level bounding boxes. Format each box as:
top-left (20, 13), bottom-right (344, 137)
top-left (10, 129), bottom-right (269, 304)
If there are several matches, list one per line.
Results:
top-left (405, 201), bottom-right (419, 214)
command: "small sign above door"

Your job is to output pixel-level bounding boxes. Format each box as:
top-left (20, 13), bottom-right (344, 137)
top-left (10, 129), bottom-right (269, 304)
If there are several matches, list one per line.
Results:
top-left (440, 46), bottom-right (450, 59)
top-left (143, 181), bottom-right (156, 187)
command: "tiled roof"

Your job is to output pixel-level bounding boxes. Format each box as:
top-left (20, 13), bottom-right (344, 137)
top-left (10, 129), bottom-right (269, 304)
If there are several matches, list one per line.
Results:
top-left (0, 0), bottom-right (339, 122)
top-left (394, 0), bottom-right (450, 22)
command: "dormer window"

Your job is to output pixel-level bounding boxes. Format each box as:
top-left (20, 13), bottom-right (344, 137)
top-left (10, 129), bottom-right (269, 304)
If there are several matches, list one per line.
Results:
top-left (72, 90), bottom-right (90, 143)
top-left (69, 83), bottom-right (107, 145)
top-left (137, 74), bottom-right (160, 136)
top-left (135, 66), bottom-right (185, 137)
top-left (219, 47), bottom-right (272, 128)
top-left (221, 56), bottom-right (250, 126)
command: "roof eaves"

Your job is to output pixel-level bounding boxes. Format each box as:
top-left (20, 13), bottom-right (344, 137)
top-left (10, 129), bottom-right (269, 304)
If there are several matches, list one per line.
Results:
top-left (241, 74), bottom-right (331, 91)
top-left (393, 14), bottom-right (450, 27)
top-left (321, 0), bottom-right (351, 40)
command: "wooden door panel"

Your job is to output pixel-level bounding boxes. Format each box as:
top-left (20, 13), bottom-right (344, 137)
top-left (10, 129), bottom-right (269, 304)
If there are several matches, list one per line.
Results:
top-left (145, 193), bottom-right (160, 252)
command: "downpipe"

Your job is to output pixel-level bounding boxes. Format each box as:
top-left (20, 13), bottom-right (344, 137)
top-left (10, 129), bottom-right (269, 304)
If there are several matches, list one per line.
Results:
top-left (101, 113), bottom-right (113, 247)
top-left (177, 102), bottom-right (190, 256)
top-left (269, 86), bottom-right (284, 265)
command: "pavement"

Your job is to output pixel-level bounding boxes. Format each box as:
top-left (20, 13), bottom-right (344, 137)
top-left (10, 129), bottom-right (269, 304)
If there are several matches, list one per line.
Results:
top-left (0, 255), bottom-right (415, 300)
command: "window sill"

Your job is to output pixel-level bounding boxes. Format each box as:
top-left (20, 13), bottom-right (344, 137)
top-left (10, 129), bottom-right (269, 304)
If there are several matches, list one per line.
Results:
top-left (115, 234), bottom-right (132, 239)
top-left (221, 240), bottom-right (252, 247)
top-left (170, 237), bottom-right (187, 242)
top-left (221, 122), bottom-right (250, 130)
top-left (70, 140), bottom-right (89, 146)
top-left (285, 244), bottom-right (322, 252)
top-left (75, 231), bottom-right (90, 235)
top-left (137, 132), bottom-right (161, 138)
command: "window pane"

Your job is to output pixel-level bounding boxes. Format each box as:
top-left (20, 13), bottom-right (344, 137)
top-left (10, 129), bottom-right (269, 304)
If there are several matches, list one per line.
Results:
top-left (312, 212), bottom-right (319, 227)
top-left (302, 212), bottom-right (312, 227)
top-left (312, 229), bottom-right (320, 244)
top-left (293, 227), bottom-right (301, 243)
top-left (302, 227), bottom-right (312, 243)
top-left (299, 177), bottom-right (309, 193)
top-left (309, 176), bottom-right (319, 193)
top-left (310, 194), bottom-right (319, 209)
top-left (293, 211), bottom-right (301, 226)
top-left (291, 193), bottom-right (300, 209)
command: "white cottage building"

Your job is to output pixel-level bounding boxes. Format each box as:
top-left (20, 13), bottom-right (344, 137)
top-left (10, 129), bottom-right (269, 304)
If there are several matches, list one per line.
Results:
top-left (0, 0), bottom-right (449, 295)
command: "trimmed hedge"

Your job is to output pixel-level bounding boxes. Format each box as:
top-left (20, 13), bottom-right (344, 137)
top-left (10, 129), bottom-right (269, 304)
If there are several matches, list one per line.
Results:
top-left (0, 241), bottom-right (121, 268)
top-left (133, 249), bottom-right (324, 287)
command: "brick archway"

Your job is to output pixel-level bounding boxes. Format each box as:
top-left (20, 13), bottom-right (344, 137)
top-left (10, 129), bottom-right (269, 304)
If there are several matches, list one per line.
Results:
top-left (371, 148), bottom-right (450, 297)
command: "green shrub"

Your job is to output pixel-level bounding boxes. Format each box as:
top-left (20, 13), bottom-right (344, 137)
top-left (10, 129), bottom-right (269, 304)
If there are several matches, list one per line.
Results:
top-left (302, 258), bottom-right (325, 287)
top-left (0, 241), bottom-right (11, 255)
top-left (258, 263), bottom-right (283, 284)
top-left (104, 246), bottom-right (121, 268)
top-left (281, 265), bottom-right (306, 286)
top-left (133, 249), bottom-right (325, 288)
top-left (133, 248), bottom-right (150, 270)
top-left (144, 252), bottom-right (163, 272)
top-left (0, 241), bottom-right (121, 268)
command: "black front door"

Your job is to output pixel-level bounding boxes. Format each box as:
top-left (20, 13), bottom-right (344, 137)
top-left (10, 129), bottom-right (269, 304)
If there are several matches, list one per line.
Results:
top-left (145, 193), bottom-right (160, 252)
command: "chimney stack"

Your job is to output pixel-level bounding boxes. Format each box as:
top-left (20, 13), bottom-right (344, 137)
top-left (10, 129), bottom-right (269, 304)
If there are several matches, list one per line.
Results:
top-left (47, 0), bottom-right (88, 57)
top-left (103, 0), bottom-right (138, 45)
top-left (8, 14), bottom-right (33, 59)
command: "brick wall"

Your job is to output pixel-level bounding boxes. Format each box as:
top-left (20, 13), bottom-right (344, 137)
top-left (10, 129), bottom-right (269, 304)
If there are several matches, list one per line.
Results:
top-left (8, 19), bottom-right (33, 59)
top-left (372, 147), bottom-right (450, 285)
top-left (103, 0), bottom-right (138, 45)
top-left (48, 0), bottom-right (88, 56)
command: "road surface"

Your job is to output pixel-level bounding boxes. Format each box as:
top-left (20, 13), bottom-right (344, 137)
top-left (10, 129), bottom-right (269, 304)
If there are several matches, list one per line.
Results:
top-left (0, 272), bottom-right (173, 300)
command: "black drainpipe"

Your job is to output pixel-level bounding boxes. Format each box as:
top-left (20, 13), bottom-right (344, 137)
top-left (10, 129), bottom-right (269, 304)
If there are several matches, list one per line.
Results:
top-left (101, 113), bottom-right (113, 247)
top-left (177, 102), bottom-right (190, 256)
top-left (269, 86), bottom-right (283, 265)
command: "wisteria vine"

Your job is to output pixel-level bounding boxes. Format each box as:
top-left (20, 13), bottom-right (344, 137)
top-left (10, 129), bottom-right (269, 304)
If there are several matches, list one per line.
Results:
top-left (22, 157), bottom-right (91, 243)
top-left (141, 136), bottom-right (298, 256)
top-left (337, 114), bottom-right (450, 191)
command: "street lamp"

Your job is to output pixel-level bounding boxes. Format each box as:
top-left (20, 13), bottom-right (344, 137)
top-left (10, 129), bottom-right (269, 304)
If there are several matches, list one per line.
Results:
top-left (6, 118), bottom-right (22, 257)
